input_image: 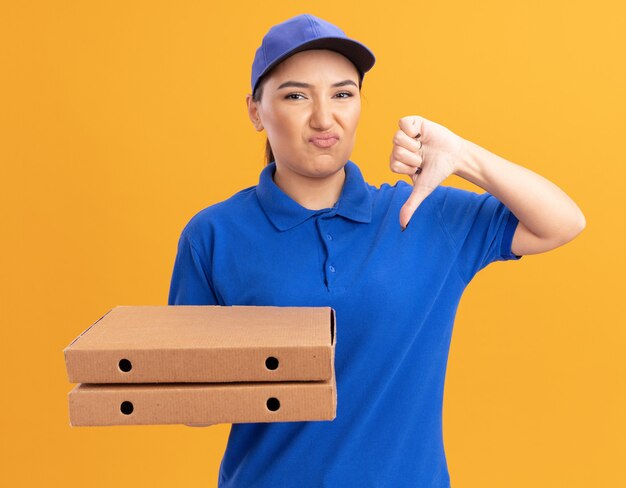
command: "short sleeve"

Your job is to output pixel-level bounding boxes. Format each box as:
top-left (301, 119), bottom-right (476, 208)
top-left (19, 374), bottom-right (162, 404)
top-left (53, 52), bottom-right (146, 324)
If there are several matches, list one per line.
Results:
top-left (434, 185), bottom-right (522, 283)
top-left (168, 230), bottom-right (220, 305)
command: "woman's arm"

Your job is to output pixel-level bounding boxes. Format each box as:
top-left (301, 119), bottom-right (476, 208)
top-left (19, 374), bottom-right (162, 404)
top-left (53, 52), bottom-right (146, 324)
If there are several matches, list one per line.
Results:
top-left (390, 115), bottom-right (586, 254)
top-left (455, 139), bottom-right (586, 256)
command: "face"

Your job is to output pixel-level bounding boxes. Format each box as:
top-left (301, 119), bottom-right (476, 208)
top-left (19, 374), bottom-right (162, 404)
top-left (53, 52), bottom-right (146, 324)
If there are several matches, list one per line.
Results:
top-left (247, 49), bottom-right (361, 179)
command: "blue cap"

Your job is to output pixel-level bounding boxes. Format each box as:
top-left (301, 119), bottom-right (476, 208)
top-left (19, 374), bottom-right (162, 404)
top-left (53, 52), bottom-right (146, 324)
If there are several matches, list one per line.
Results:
top-left (251, 14), bottom-right (376, 95)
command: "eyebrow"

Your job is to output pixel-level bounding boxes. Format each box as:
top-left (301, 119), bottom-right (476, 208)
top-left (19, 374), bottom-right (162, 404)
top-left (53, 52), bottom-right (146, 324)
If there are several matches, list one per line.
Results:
top-left (276, 80), bottom-right (358, 90)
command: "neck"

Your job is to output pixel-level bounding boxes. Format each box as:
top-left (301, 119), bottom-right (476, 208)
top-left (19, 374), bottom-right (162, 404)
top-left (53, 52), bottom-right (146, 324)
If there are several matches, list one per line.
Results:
top-left (273, 163), bottom-right (346, 210)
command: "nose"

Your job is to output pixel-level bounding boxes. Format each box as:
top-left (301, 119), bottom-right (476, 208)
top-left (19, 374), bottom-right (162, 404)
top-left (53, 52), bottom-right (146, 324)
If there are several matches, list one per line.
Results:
top-left (310, 98), bottom-right (333, 130)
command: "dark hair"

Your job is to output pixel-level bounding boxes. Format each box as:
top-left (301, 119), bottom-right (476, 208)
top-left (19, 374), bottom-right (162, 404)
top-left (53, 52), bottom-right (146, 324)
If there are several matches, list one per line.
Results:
top-left (252, 66), bottom-right (364, 166)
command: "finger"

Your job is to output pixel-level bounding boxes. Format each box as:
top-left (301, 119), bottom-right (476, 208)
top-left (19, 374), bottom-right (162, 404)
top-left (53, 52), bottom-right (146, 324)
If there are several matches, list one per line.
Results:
top-left (400, 182), bottom-right (434, 230)
top-left (399, 116), bottom-right (424, 140)
top-left (400, 161), bottom-right (438, 229)
top-left (390, 157), bottom-right (423, 176)
top-left (390, 145), bottom-right (423, 173)
top-left (392, 129), bottom-right (422, 153)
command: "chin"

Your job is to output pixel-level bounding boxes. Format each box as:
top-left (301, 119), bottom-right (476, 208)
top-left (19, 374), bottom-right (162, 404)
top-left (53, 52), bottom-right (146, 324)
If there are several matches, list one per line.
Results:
top-left (306, 157), bottom-right (346, 176)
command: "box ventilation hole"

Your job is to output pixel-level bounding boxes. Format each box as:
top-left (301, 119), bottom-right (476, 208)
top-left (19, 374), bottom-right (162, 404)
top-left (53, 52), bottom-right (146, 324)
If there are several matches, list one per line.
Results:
top-left (265, 356), bottom-right (279, 370)
top-left (120, 401), bottom-right (134, 415)
top-left (118, 359), bottom-right (132, 372)
top-left (266, 397), bottom-right (280, 412)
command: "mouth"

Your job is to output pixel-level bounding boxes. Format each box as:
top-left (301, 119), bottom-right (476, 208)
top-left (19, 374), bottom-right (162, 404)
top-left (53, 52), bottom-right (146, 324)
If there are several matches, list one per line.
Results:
top-left (309, 136), bottom-right (339, 148)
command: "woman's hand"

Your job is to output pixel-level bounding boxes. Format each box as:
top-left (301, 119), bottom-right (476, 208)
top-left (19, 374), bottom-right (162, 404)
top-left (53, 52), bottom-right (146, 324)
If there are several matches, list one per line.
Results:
top-left (389, 115), bottom-right (467, 230)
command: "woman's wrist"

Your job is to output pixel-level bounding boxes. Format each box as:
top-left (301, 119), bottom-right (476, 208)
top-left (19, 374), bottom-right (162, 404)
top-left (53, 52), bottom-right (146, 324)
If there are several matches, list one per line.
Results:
top-left (453, 138), bottom-right (486, 185)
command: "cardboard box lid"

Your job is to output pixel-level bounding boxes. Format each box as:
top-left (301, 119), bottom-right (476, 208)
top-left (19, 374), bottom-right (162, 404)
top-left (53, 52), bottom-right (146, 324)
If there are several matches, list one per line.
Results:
top-left (68, 374), bottom-right (337, 426)
top-left (64, 305), bottom-right (336, 384)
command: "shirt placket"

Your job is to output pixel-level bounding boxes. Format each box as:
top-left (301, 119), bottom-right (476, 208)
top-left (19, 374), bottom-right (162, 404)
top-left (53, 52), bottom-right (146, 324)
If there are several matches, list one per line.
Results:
top-left (315, 209), bottom-right (339, 291)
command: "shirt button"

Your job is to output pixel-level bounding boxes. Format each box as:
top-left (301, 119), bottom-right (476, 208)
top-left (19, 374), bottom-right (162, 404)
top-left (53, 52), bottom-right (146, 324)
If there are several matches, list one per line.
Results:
top-left (326, 234), bottom-right (333, 241)
top-left (329, 265), bottom-right (336, 273)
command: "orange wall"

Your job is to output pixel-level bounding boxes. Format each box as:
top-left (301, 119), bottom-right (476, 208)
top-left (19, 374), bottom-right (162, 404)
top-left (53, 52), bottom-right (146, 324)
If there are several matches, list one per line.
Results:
top-left (1, 1), bottom-right (623, 487)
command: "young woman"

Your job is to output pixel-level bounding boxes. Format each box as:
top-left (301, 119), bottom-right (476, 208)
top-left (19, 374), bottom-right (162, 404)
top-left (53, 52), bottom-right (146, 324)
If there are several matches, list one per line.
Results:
top-left (169, 13), bottom-right (585, 488)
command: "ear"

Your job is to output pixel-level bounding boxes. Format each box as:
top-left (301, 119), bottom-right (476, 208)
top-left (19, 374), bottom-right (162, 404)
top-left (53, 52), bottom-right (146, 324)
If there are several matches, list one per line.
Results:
top-left (246, 94), bottom-right (263, 131)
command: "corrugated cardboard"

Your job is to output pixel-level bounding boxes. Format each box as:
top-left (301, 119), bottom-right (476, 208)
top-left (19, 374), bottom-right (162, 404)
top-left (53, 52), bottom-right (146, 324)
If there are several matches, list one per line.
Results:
top-left (64, 305), bottom-right (337, 426)
top-left (68, 376), bottom-right (337, 426)
top-left (64, 305), bottom-right (336, 383)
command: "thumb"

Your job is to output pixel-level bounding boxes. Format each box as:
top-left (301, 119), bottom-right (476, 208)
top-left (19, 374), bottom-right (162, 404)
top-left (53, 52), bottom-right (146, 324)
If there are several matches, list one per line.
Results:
top-left (400, 181), bottom-right (432, 230)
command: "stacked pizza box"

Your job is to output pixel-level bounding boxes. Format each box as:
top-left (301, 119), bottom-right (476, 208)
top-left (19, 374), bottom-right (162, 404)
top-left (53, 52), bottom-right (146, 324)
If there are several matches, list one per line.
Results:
top-left (63, 305), bottom-right (337, 426)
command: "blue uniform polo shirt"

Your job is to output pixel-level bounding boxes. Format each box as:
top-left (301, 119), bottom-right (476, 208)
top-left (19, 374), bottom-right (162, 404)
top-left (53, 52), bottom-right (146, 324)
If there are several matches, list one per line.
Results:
top-left (168, 160), bottom-right (522, 487)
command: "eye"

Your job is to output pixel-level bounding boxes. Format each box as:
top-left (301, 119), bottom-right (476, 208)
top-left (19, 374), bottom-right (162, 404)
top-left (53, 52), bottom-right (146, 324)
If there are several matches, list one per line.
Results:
top-left (284, 91), bottom-right (355, 100)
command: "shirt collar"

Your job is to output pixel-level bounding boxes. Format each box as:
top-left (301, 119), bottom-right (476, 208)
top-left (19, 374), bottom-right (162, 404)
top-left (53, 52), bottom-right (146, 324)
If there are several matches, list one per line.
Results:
top-left (256, 160), bottom-right (373, 231)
